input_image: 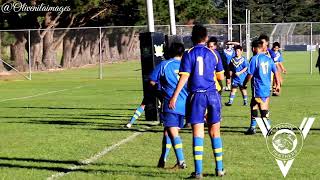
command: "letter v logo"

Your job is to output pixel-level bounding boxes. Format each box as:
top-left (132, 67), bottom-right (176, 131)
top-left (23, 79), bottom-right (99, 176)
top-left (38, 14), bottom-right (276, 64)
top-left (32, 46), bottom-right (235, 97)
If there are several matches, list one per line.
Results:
top-left (256, 117), bottom-right (315, 177)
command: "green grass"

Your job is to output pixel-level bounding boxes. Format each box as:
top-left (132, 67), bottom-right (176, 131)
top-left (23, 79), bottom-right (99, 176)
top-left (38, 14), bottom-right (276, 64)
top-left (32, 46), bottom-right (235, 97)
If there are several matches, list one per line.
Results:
top-left (0, 52), bottom-right (319, 180)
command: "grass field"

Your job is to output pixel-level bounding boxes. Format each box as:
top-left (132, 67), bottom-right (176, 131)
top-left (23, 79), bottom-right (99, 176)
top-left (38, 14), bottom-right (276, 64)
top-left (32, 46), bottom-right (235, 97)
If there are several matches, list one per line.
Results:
top-left (0, 52), bottom-right (319, 180)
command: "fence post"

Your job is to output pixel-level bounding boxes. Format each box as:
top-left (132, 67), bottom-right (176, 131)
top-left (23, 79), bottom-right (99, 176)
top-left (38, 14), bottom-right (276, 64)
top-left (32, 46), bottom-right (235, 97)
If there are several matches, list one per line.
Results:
top-left (239, 24), bottom-right (242, 45)
top-left (310, 22), bottom-right (313, 75)
top-left (246, 10), bottom-right (251, 60)
top-left (28, 30), bottom-right (32, 80)
top-left (99, 27), bottom-right (103, 79)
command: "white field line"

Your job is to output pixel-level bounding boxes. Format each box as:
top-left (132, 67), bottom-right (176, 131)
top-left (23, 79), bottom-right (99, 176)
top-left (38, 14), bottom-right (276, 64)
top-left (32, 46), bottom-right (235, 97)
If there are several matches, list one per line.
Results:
top-left (47, 131), bottom-right (143, 180)
top-left (0, 86), bottom-right (85, 103)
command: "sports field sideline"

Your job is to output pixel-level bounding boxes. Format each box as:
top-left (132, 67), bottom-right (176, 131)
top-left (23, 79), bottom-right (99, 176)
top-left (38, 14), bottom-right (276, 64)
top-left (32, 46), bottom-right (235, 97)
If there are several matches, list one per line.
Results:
top-left (0, 52), bottom-right (319, 179)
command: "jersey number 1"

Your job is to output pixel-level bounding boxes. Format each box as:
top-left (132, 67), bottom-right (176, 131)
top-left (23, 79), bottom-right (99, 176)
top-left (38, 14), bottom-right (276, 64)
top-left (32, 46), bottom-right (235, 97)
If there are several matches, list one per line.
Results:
top-left (260, 62), bottom-right (269, 74)
top-left (197, 56), bottom-right (204, 76)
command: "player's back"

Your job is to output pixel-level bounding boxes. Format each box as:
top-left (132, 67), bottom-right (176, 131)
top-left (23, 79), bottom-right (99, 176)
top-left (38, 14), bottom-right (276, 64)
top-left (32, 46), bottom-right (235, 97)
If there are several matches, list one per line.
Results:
top-left (160, 58), bottom-right (188, 115)
top-left (180, 44), bottom-right (223, 92)
top-left (224, 48), bottom-right (235, 64)
top-left (249, 53), bottom-right (276, 97)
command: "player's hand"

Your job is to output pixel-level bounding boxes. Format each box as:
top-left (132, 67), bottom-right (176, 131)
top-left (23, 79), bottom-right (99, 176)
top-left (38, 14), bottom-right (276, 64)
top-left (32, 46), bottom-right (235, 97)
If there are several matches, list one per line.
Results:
top-left (169, 97), bottom-right (177, 109)
top-left (275, 84), bottom-right (281, 92)
top-left (282, 69), bottom-right (287, 74)
top-left (227, 79), bottom-right (231, 84)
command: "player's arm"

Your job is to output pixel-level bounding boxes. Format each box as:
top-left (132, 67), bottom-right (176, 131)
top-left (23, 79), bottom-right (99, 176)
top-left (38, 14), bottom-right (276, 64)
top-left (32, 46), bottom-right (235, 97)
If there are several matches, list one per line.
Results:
top-left (236, 67), bottom-right (248, 76)
top-left (169, 74), bottom-right (189, 109)
top-left (227, 41), bottom-right (240, 46)
top-left (215, 54), bottom-right (225, 81)
top-left (169, 52), bottom-right (191, 109)
top-left (243, 57), bottom-right (256, 88)
top-left (228, 63), bottom-right (233, 77)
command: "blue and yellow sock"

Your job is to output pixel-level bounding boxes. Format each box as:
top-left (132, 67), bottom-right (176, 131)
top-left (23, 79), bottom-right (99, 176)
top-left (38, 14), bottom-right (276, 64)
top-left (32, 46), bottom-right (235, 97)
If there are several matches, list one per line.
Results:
top-left (193, 137), bottom-right (204, 174)
top-left (243, 95), bottom-right (248, 103)
top-left (129, 106), bottom-right (144, 124)
top-left (250, 118), bottom-right (257, 128)
top-left (172, 136), bottom-right (185, 164)
top-left (211, 137), bottom-right (223, 171)
top-left (160, 134), bottom-right (172, 162)
top-left (228, 94), bottom-right (235, 103)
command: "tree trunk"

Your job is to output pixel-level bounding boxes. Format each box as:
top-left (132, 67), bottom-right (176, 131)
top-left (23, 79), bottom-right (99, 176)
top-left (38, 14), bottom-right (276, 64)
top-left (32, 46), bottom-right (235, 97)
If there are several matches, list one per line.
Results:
top-left (11, 32), bottom-right (28, 71)
top-left (61, 32), bottom-right (76, 68)
top-left (42, 30), bottom-right (57, 69)
top-left (30, 30), bottom-right (44, 71)
top-left (0, 33), bottom-right (8, 72)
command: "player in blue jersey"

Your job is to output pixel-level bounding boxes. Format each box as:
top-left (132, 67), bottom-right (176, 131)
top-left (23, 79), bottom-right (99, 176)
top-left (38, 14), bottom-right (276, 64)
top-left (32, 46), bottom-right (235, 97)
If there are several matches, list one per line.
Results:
top-left (271, 42), bottom-right (287, 96)
top-left (225, 45), bottom-right (249, 106)
top-left (243, 39), bottom-right (281, 135)
top-left (207, 37), bottom-right (224, 93)
top-left (169, 25), bottom-right (226, 178)
top-left (223, 41), bottom-right (240, 91)
top-left (150, 43), bottom-right (187, 169)
top-left (258, 34), bottom-right (275, 60)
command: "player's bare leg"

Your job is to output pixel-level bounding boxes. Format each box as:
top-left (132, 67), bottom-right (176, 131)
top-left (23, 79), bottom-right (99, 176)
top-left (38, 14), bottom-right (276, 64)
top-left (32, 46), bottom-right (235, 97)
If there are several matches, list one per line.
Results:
top-left (208, 122), bottom-right (225, 176)
top-left (240, 87), bottom-right (248, 106)
top-left (245, 99), bottom-right (259, 135)
top-left (273, 69), bottom-right (282, 96)
top-left (258, 97), bottom-right (272, 133)
top-left (225, 88), bottom-right (237, 106)
top-left (167, 127), bottom-right (186, 169)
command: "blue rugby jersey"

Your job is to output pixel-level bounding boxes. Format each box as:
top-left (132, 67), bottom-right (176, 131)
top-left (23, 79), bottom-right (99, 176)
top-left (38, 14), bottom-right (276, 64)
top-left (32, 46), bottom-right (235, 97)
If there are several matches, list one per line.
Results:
top-left (229, 56), bottom-right (249, 83)
top-left (271, 50), bottom-right (284, 63)
top-left (150, 58), bottom-right (188, 115)
top-left (179, 44), bottom-right (224, 93)
top-left (224, 48), bottom-right (235, 65)
top-left (248, 53), bottom-right (277, 97)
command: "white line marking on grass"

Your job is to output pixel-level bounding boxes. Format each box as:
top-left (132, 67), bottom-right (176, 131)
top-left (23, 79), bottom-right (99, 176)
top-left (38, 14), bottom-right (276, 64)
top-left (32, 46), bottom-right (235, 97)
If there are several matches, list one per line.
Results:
top-left (47, 131), bottom-right (143, 180)
top-left (0, 86), bottom-right (85, 103)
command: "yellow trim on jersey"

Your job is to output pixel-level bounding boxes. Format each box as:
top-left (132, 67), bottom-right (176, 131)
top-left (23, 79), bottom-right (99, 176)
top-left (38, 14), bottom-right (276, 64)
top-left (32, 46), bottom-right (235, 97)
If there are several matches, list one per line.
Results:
top-left (205, 46), bottom-right (219, 63)
top-left (175, 144), bottom-right (183, 149)
top-left (136, 111), bottom-right (142, 116)
top-left (215, 70), bottom-right (225, 75)
top-left (214, 148), bottom-right (223, 153)
top-left (133, 115), bottom-right (139, 119)
top-left (214, 74), bottom-right (221, 91)
top-left (179, 72), bottom-right (190, 76)
top-left (194, 146), bottom-right (204, 151)
top-left (216, 156), bottom-right (223, 161)
top-left (195, 155), bottom-right (203, 160)
top-left (166, 144), bottom-right (172, 148)
top-left (188, 47), bottom-right (195, 53)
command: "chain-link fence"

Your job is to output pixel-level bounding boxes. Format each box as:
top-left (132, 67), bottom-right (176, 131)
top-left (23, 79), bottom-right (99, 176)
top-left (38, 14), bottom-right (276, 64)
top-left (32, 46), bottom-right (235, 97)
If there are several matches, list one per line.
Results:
top-left (0, 23), bottom-right (319, 79)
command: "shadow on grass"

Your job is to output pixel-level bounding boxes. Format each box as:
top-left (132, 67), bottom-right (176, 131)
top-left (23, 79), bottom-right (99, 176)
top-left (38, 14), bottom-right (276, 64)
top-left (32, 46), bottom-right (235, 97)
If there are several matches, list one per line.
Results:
top-left (0, 162), bottom-right (179, 178)
top-left (5, 106), bottom-right (136, 111)
top-left (0, 115), bottom-right (132, 121)
top-left (4, 119), bottom-right (124, 127)
top-left (0, 157), bottom-right (82, 165)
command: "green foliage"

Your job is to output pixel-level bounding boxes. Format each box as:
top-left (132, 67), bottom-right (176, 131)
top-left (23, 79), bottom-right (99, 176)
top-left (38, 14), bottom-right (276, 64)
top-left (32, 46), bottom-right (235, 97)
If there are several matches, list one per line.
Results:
top-left (1, 32), bottom-right (15, 46)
